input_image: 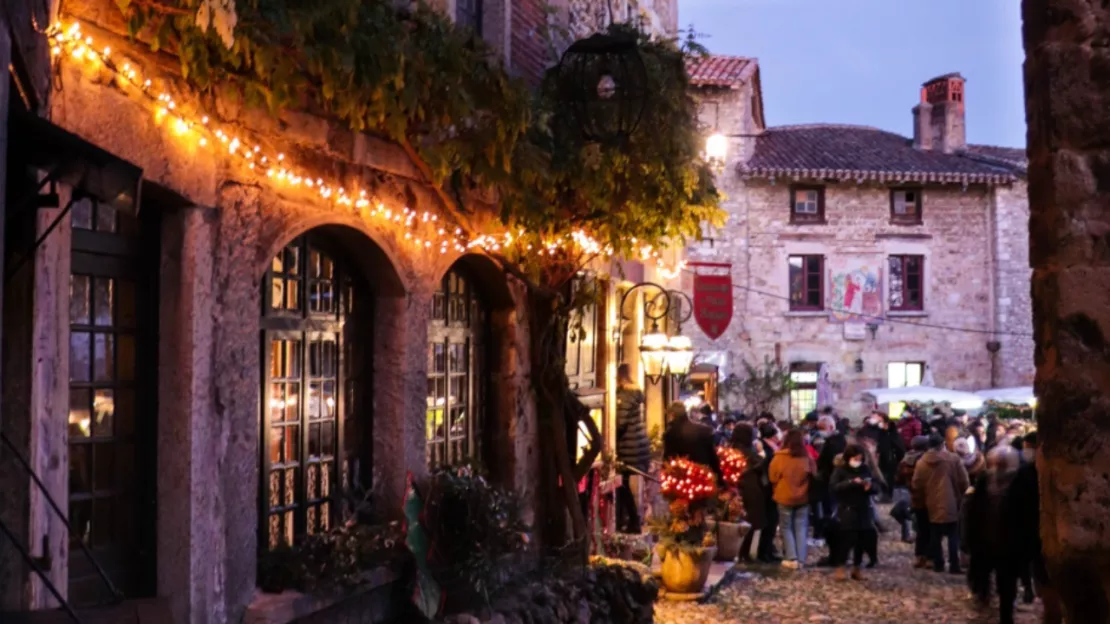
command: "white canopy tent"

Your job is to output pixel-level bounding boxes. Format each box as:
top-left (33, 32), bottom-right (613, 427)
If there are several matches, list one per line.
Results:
top-left (862, 386), bottom-right (985, 410)
top-left (975, 386), bottom-right (1036, 406)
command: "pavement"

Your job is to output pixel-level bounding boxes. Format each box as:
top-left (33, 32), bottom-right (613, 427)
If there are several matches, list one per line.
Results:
top-left (654, 518), bottom-right (1046, 623)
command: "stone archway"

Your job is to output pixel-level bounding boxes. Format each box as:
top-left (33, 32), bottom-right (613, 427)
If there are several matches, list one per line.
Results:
top-left (1022, 0), bottom-right (1110, 619)
top-left (426, 254), bottom-right (529, 492)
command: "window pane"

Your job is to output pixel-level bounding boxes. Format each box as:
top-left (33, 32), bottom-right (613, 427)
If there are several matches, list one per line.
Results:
top-left (92, 389), bottom-right (114, 437)
top-left (71, 200), bottom-right (93, 230)
top-left (70, 446), bottom-right (91, 494)
top-left (117, 334), bottom-right (135, 381)
top-left (285, 279), bottom-right (300, 311)
top-left (93, 444), bottom-right (115, 491)
top-left (70, 275), bottom-right (91, 324)
top-left (93, 278), bottom-right (114, 326)
top-left (889, 257), bottom-right (905, 308)
top-left (789, 257), bottom-right (804, 305)
top-left (117, 280), bottom-right (136, 327)
top-left (270, 278), bottom-right (284, 310)
top-left (270, 427), bottom-right (284, 464)
top-left (95, 202), bottom-right (117, 233)
top-left (115, 389), bottom-right (135, 437)
top-left (69, 389), bottom-right (91, 438)
top-left (70, 332), bottom-right (91, 382)
top-left (93, 334), bottom-right (114, 381)
top-left (284, 246), bottom-right (300, 275)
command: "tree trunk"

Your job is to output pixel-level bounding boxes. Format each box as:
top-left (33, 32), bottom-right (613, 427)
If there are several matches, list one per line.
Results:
top-left (527, 287), bottom-right (588, 553)
top-left (1023, 0), bottom-right (1110, 619)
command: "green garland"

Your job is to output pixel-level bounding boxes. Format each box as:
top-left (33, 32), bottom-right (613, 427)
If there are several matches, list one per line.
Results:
top-left (115, 1), bottom-right (721, 276)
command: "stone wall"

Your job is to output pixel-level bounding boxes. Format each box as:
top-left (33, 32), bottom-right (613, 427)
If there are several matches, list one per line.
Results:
top-left (684, 175), bottom-right (998, 419)
top-left (1023, 0), bottom-right (1110, 619)
top-left (991, 180), bottom-right (1035, 387)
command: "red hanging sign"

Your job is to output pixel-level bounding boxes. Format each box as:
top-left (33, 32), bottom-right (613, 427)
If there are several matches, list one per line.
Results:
top-left (690, 262), bottom-right (733, 340)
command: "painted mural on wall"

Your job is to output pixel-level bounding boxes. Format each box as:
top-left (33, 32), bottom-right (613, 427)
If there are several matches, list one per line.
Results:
top-left (827, 256), bottom-right (882, 323)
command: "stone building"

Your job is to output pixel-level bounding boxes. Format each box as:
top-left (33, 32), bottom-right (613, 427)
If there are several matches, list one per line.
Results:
top-left (677, 57), bottom-right (1033, 420)
top-left (0, 0), bottom-right (682, 623)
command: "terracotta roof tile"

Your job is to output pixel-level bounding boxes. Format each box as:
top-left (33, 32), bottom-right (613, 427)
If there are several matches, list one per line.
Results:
top-left (686, 54), bottom-right (756, 87)
top-left (741, 124), bottom-right (1022, 185)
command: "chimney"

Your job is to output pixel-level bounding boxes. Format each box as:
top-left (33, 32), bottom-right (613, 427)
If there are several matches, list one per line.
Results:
top-left (911, 73), bottom-right (966, 153)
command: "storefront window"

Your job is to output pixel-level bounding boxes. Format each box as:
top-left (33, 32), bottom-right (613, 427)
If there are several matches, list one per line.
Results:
top-left (260, 235), bottom-right (369, 550)
top-left (789, 362), bottom-right (820, 420)
top-left (887, 361), bottom-right (925, 419)
top-left (426, 268), bottom-right (487, 469)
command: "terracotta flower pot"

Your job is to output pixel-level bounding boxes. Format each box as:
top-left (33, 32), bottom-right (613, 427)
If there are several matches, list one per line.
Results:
top-left (714, 520), bottom-right (750, 561)
top-left (659, 546), bottom-right (717, 594)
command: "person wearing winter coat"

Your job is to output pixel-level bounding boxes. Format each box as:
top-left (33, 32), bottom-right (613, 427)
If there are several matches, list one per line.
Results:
top-left (830, 444), bottom-right (877, 581)
top-left (898, 409), bottom-right (924, 450)
top-left (769, 429), bottom-right (817, 569)
top-left (730, 423), bottom-right (767, 563)
top-left (966, 446), bottom-right (1023, 624)
top-left (813, 424), bottom-right (846, 543)
top-left (662, 402), bottom-right (721, 478)
top-left (953, 438), bottom-right (986, 482)
top-left (755, 422), bottom-right (783, 562)
top-left (615, 364), bottom-right (651, 533)
top-left (912, 434), bottom-right (970, 574)
top-left (898, 435), bottom-right (932, 565)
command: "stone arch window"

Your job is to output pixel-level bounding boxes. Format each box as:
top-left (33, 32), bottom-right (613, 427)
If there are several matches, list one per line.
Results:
top-left (259, 233), bottom-right (372, 550)
top-left (426, 267), bottom-right (488, 469)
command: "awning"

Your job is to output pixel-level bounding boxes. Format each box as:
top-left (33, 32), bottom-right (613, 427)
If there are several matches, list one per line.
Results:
top-left (975, 386), bottom-right (1036, 406)
top-left (862, 386), bottom-right (984, 410)
top-left (10, 110), bottom-right (142, 214)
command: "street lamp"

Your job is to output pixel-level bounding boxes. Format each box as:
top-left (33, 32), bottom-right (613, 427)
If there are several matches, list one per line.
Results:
top-left (639, 326), bottom-right (670, 384)
top-left (706, 132), bottom-right (727, 171)
top-left (666, 334), bottom-right (695, 379)
top-left (617, 282), bottom-right (696, 384)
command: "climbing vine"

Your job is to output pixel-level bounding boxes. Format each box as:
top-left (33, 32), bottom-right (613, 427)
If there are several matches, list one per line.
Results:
top-left (113, 0), bottom-right (722, 550)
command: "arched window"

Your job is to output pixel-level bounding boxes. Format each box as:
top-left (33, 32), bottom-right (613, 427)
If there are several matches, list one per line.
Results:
top-left (426, 268), bottom-right (487, 469)
top-left (259, 234), bottom-right (371, 550)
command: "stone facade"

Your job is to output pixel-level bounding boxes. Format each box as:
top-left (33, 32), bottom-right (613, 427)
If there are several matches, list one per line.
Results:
top-left (674, 63), bottom-right (1033, 420)
top-left (0, 0), bottom-right (670, 623)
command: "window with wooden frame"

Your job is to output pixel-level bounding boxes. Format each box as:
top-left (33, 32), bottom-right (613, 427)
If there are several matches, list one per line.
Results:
top-left (890, 188), bottom-right (923, 224)
top-left (788, 362), bottom-right (820, 421)
top-left (260, 235), bottom-right (371, 552)
top-left (789, 185), bottom-right (825, 224)
top-left (888, 254), bottom-right (925, 311)
top-left (565, 277), bottom-right (601, 391)
top-left (68, 197), bottom-right (157, 604)
top-left (426, 268), bottom-right (488, 470)
top-left (788, 255), bottom-right (825, 311)
top-left (456, 0), bottom-right (483, 35)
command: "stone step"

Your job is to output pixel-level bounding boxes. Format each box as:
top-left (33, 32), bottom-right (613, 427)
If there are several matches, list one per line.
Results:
top-left (0, 598), bottom-right (173, 624)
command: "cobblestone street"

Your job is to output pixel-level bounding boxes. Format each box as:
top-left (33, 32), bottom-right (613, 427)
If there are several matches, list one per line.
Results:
top-left (655, 521), bottom-right (1045, 624)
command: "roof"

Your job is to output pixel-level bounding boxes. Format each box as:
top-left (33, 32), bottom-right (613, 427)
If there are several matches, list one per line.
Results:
top-left (740, 124), bottom-right (1023, 185)
top-left (964, 144), bottom-right (1028, 173)
top-left (686, 54), bottom-right (757, 87)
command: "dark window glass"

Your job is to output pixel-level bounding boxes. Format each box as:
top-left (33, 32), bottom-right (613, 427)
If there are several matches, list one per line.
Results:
top-left (889, 255), bottom-right (925, 311)
top-left (788, 255), bottom-right (824, 311)
top-left (456, 0), bottom-right (483, 35)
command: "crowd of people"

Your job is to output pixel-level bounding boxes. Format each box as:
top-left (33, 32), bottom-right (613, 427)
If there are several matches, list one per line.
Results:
top-left (613, 373), bottom-right (1060, 624)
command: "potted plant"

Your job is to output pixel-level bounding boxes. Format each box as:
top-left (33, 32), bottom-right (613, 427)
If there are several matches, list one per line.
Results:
top-left (650, 458), bottom-right (718, 595)
top-left (713, 446), bottom-right (750, 561)
top-left (601, 532), bottom-right (652, 565)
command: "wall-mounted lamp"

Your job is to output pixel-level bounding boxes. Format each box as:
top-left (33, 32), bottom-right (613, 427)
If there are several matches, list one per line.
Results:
top-left (866, 322), bottom-right (880, 340)
top-left (617, 282), bottom-right (696, 384)
top-left (705, 132), bottom-right (728, 172)
top-left (854, 357), bottom-right (864, 373)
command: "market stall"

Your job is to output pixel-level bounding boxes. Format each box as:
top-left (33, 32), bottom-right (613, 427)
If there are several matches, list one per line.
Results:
top-left (862, 385), bottom-right (985, 412)
top-left (975, 386), bottom-right (1037, 420)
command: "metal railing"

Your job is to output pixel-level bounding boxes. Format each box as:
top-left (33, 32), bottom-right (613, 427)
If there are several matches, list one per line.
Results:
top-left (1, 429), bottom-right (125, 623)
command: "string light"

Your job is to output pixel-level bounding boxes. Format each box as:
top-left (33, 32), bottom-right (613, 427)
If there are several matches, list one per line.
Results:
top-left (660, 457), bottom-right (717, 502)
top-left (46, 19), bottom-right (688, 275)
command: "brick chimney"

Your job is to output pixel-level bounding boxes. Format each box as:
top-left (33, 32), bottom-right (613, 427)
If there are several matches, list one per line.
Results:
top-left (912, 73), bottom-right (966, 153)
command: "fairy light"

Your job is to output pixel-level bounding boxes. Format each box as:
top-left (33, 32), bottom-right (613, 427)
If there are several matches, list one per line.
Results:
top-left (45, 19), bottom-right (689, 273)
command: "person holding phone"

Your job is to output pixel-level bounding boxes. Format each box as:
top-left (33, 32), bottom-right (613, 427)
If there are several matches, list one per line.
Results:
top-left (829, 444), bottom-right (877, 581)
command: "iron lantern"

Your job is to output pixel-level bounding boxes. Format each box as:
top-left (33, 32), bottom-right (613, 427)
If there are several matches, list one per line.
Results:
top-left (552, 32), bottom-right (648, 145)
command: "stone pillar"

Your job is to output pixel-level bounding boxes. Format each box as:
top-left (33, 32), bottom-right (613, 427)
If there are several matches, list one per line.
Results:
top-left (157, 205), bottom-right (225, 624)
top-left (372, 291), bottom-right (432, 511)
top-left (1023, 0), bottom-right (1110, 618)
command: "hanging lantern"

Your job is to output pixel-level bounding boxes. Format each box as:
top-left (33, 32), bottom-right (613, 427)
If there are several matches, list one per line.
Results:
top-left (552, 32), bottom-right (649, 144)
top-left (705, 132), bottom-right (728, 171)
top-left (639, 328), bottom-right (669, 384)
top-left (666, 334), bottom-right (695, 379)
